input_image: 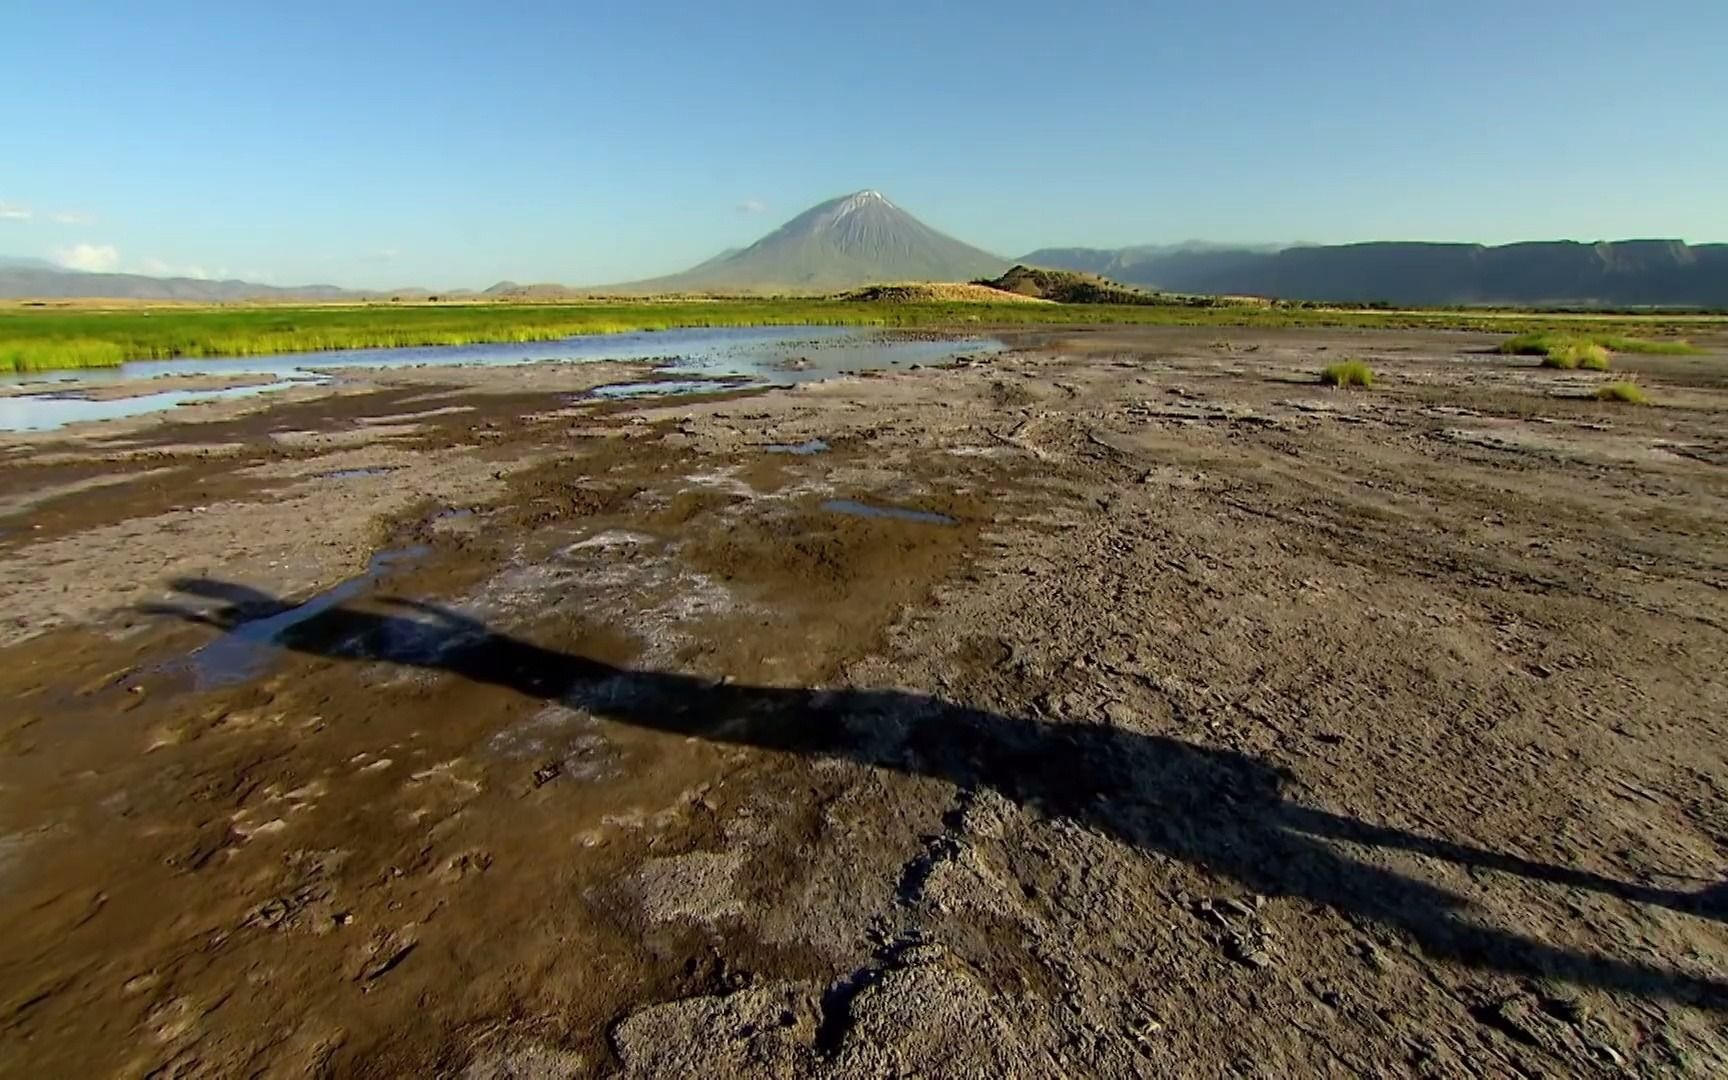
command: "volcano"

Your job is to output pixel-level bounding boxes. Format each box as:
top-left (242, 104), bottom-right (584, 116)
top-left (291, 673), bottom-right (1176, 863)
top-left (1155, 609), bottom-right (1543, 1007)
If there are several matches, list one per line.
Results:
top-left (629, 191), bottom-right (1008, 292)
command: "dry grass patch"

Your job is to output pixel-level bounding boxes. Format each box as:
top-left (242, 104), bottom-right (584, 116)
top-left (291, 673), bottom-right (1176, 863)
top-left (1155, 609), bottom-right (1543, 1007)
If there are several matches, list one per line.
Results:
top-left (1597, 381), bottom-right (1649, 404)
top-left (1320, 359), bottom-right (1375, 388)
top-left (1541, 341), bottom-right (1611, 371)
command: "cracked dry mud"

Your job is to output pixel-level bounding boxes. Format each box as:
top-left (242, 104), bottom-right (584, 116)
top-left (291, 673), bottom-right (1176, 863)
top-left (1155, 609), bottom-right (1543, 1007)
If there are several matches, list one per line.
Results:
top-left (3, 326), bottom-right (1728, 1077)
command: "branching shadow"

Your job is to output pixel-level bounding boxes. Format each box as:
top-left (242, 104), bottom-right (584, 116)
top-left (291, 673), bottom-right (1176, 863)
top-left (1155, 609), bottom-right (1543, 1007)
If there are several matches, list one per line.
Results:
top-left (147, 579), bottom-right (1728, 1005)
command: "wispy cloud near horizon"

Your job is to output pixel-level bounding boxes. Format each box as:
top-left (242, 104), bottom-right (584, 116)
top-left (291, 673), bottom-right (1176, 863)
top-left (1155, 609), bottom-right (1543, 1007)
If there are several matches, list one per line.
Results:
top-left (736, 198), bottom-right (767, 215)
top-left (1, 203), bottom-right (98, 225)
top-left (52, 243), bottom-right (121, 272)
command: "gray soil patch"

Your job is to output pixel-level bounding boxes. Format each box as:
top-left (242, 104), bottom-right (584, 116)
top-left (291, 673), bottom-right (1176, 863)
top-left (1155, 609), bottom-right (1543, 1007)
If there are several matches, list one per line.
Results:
top-left (2, 325), bottom-right (1727, 1077)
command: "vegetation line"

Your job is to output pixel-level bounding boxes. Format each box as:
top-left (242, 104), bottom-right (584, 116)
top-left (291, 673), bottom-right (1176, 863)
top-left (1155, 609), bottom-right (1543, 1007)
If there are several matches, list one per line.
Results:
top-left (1, 300), bottom-right (1720, 373)
top-left (1499, 330), bottom-right (1702, 365)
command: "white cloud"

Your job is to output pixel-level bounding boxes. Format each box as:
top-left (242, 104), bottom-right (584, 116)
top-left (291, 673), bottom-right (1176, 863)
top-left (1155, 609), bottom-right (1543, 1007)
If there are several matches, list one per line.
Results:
top-left (0, 202), bottom-right (31, 222)
top-left (52, 243), bottom-right (121, 273)
top-left (360, 247), bottom-right (400, 263)
top-left (49, 210), bottom-right (95, 225)
top-left (736, 198), bottom-right (767, 215)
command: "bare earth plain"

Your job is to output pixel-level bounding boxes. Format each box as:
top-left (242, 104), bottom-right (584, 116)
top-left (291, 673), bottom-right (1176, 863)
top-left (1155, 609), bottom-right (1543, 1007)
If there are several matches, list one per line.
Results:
top-left (3, 326), bottom-right (1728, 1077)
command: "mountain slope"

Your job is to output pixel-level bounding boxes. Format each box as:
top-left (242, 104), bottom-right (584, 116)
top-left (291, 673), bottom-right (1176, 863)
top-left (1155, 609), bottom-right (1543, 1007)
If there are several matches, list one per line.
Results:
top-left (625, 191), bottom-right (1008, 293)
top-left (0, 256), bottom-right (58, 272)
top-left (1020, 240), bottom-right (1728, 307)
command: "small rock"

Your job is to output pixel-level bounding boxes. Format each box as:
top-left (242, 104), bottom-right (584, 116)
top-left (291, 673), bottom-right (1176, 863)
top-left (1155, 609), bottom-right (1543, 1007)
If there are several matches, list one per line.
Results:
top-left (1308, 982), bottom-right (1343, 1008)
top-left (1225, 933), bottom-right (1272, 970)
top-left (355, 927), bottom-right (418, 983)
top-left (1103, 701), bottom-right (1141, 727)
top-left (1356, 940), bottom-right (1388, 972)
top-left (1191, 899), bottom-right (1230, 928)
top-left (1540, 994), bottom-right (1587, 1025)
top-left (1219, 897), bottom-right (1255, 921)
top-left (1474, 996), bottom-right (1544, 1047)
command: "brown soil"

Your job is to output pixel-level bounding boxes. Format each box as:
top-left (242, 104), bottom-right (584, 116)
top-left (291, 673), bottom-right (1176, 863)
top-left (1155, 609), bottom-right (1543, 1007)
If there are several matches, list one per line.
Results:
top-left (2, 327), bottom-right (1728, 1077)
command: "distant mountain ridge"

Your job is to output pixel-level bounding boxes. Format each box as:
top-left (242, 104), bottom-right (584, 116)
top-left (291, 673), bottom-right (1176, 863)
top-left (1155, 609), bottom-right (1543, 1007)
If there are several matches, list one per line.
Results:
top-left (5, 195), bottom-right (1725, 306)
top-left (1020, 239), bottom-right (1728, 307)
top-left (0, 265), bottom-right (365, 302)
top-left (619, 191), bottom-right (1008, 293)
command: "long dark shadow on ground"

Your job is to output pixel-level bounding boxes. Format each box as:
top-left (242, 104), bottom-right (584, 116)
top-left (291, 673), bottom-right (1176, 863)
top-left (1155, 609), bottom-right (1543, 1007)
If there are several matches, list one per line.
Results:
top-left (150, 580), bottom-right (1728, 1006)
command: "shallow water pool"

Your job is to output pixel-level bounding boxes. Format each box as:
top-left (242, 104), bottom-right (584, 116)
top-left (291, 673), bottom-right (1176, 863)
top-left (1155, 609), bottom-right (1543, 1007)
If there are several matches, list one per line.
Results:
top-left (0, 325), bottom-right (1003, 432)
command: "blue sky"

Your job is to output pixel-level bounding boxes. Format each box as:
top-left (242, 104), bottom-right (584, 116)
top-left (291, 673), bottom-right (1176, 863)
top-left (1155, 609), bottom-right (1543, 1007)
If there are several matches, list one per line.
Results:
top-left (3, 0), bottom-right (1725, 289)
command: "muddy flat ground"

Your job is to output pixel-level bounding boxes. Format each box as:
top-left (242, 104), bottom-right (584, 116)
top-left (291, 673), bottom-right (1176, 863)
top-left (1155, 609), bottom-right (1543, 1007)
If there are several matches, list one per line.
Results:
top-left (3, 326), bottom-right (1728, 1077)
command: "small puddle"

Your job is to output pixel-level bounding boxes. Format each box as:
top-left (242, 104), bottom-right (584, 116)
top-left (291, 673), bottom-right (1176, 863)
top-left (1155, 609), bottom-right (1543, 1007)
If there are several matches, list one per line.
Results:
top-left (319, 466), bottom-right (400, 480)
top-left (0, 380), bottom-right (315, 433)
top-left (189, 545), bottom-right (427, 687)
top-left (821, 499), bottom-right (956, 525)
top-left (765, 438), bottom-right (829, 455)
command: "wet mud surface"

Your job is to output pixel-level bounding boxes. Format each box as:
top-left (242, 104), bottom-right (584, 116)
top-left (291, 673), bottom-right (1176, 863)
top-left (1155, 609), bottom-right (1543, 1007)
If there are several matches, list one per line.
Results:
top-left (3, 326), bottom-right (1728, 1076)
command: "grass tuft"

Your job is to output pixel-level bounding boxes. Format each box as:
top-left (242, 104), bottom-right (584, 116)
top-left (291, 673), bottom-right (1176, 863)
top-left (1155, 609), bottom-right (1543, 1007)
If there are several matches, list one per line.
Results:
top-left (1320, 359), bottom-right (1375, 387)
top-left (1596, 381), bottom-right (1649, 404)
top-left (1540, 341), bottom-right (1611, 370)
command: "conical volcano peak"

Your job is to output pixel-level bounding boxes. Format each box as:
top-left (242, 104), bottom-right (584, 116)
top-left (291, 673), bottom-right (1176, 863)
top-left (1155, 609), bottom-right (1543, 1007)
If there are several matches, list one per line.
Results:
top-left (636, 191), bottom-right (1007, 291)
top-left (836, 189), bottom-right (891, 211)
top-left (799, 189), bottom-right (902, 230)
